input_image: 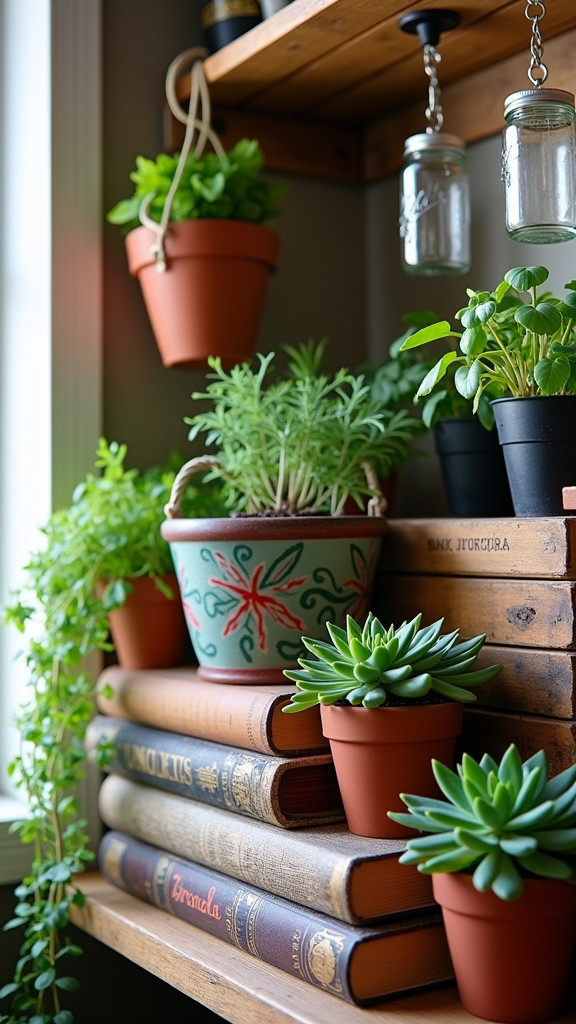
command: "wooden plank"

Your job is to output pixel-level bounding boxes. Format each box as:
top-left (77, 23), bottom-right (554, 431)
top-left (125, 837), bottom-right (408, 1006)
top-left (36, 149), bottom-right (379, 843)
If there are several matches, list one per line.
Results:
top-left (474, 646), bottom-right (576, 720)
top-left (364, 29), bottom-right (576, 179)
top-left (460, 708), bottom-right (576, 777)
top-left (372, 575), bottom-right (576, 650)
top-left (378, 517), bottom-right (576, 580)
top-left (71, 873), bottom-right (576, 1023)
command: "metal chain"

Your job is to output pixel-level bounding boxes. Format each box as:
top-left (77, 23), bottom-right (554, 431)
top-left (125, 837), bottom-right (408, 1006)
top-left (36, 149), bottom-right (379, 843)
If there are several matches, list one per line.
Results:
top-left (525, 0), bottom-right (548, 86)
top-left (423, 44), bottom-right (443, 133)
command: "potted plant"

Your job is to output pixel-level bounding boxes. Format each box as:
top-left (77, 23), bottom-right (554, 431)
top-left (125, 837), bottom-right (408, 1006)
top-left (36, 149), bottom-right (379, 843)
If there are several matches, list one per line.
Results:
top-left (401, 265), bottom-right (576, 516)
top-left (280, 609), bottom-right (502, 838)
top-left (107, 50), bottom-right (285, 371)
top-left (388, 744), bottom-right (576, 1023)
top-left (161, 341), bottom-right (422, 684)
top-left (0, 438), bottom-right (225, 1022)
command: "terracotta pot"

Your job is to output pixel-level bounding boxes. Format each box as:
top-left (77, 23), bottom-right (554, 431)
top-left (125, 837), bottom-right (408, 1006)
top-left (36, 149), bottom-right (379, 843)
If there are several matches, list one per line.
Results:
top-left (433, 873), bottom-right (576, 1023)
top-left (160, 515), bottom-right (388, 684)
top-left (97, 574), bottom-right (189, 670)
top-left (319, 701), bottom-right (463, 838)
top-left (125, 220), bottom-right (279, 370)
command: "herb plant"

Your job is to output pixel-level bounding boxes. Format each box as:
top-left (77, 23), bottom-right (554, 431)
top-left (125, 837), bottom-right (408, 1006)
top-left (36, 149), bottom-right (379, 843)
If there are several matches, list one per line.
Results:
top-left (106, 138), bottom-right (285, 235)
top-left (282, 611), bottom-right (502, 711)
top-left (388, 744), bottom-right (576, 900)
top-left (0, 439), bottom-right (225, 1024)
top-left (401, 266), bottom-right (576, 429)
top-left (185, 342), bottom-right (422, 516)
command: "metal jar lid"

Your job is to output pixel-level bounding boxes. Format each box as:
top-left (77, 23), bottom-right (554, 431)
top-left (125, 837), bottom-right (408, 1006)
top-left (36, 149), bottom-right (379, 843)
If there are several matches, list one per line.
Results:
top-left (403, 132), bottom-right (466, 157)
top-left (504, 88), bottom-right (576, 119)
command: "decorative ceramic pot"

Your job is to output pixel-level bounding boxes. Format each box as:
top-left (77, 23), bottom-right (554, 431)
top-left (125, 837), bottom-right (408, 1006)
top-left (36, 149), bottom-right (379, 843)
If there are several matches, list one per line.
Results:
top-left (319, 701), bottom-right (464, 838)
top-left (161, 515), bottom-right (388, 684)
top-left (433, 873), bottom-right (576, 1023)
top-left (125, 220), bottom-right (279, 370)
top-left (97, 574), bottom-right (189, 670)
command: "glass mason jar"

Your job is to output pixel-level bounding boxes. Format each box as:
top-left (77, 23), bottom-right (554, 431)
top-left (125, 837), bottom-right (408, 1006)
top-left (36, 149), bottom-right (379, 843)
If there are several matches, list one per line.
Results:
top-left (399, 132), bottom-right (470, 276)
top-left (502, 88), bottom-right (576, 243)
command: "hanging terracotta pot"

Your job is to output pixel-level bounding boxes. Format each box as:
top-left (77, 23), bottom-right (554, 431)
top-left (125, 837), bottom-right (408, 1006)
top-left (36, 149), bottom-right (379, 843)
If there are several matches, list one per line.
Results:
top-left (433, 873), bottom-right (576, 1023)
top-left (97, 574), bottom-right (189, 670)
top-left (161, 515), bottom-right (388, 685)
top-left (125, 219), bottom-right (279, 370)
top-left (319, 701), bottom-right (464, 838)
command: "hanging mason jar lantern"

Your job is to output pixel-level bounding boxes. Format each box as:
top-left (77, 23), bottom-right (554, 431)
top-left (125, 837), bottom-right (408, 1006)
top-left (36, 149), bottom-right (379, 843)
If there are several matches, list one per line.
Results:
top-left (398, 10), bottom-right (470, 277)
top-left (501, 1), bottom-right (576, 243)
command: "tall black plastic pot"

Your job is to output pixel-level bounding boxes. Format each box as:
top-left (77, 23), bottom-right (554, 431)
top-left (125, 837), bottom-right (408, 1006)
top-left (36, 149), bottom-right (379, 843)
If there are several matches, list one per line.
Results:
top-left (492, 396), bottom-right (576, 516)
top-left (433, 417), bottom-right (514, 518)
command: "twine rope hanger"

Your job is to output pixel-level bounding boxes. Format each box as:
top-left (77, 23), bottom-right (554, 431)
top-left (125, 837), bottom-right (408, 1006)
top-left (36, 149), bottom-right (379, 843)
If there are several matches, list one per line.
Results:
top-left (138, 47), bottom-right (226, 272)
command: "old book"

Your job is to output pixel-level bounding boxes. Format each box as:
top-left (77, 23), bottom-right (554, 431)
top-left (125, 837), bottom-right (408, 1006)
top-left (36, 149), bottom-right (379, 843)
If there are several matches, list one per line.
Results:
top-left (373, 575), bottom-right (576, 650)
top-left (98, 830), bottom-right (453, 1006)
top-left (86, 716), bottom-right (343, 829)
top-left (379, 517), bottom-right (576, 579)
top-left (96, 665), bottom-right (328, 756)
top-left (472, 645), bottom-right (576, 719)
top-left (98, 774), bottom-right (435, 924)
top-left (460, 707), bottom-right (576, 777)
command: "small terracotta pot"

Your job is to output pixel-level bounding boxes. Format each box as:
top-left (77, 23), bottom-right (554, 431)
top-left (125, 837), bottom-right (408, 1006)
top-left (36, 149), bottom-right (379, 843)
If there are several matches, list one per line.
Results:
top-left (433, 873), bottom-right (576, 1023)
top-left (97, 574), bottom-right (189, 670)
top-left (125, 220), bottom-right (279, 370)
top-left (319, 701), bottom-right (463, 838)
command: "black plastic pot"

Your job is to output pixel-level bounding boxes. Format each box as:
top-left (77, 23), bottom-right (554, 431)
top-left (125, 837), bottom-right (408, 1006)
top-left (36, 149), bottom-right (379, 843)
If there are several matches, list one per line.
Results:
top-left (201, 0), bottom-right (262, 52)
top-left (492, 396), bottom-right (576, 517)
top-left (433, 417), bottom-right (514, 518)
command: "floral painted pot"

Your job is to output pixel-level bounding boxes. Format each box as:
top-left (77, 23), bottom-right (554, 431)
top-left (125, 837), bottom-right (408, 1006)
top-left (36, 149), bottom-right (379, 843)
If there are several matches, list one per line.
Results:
top-left (160, 515), bottom-right (387, 684)
top-left (433, 873), bottom-right (576, 1023)
top-left (319, 701), bottom-right (464, 838)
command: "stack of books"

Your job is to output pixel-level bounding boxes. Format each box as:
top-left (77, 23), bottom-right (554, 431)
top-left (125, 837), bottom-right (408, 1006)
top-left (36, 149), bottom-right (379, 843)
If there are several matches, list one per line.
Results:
top-left (88, 665), bottom-right (454, 1006)
top-left (374, 516), bottom-right (576, 775)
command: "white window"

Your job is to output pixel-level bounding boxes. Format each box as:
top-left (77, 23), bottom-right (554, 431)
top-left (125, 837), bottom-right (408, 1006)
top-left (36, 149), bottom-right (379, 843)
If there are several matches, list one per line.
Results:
top-left (0, 0), bottom-right (103, 883)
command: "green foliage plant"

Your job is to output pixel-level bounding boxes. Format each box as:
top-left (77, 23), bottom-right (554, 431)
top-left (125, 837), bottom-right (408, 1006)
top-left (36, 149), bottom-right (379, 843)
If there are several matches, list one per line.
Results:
top-left (184, 341), bottom-right (423, 516)
top-left (388, 743), bottom-right (576, 901)
top-left (400, 266), bottom-right (576, 430)
top-left (106, 137), bottom-right (285, 235)
top-left (282, 610), bottom-right (502, 712)
top-left (0, 439), bottom-right (225, 1024)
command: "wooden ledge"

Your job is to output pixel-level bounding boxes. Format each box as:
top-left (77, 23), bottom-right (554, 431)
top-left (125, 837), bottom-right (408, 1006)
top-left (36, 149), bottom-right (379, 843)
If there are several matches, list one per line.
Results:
top-left (72, 872), bottom-right (576, 1024)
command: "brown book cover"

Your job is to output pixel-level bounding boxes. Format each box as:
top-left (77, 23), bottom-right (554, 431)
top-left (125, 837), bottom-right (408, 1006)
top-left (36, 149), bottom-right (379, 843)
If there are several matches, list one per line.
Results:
top-left (98, 774), bottom-right (435, 924)
top-left (379, 517), bottom-right (576, 579)
top-left (98, 830), bottom-right (452, 1005)
top-left (373, 575), bottom-right (576, 650)
top-left (86, 716), bottom-right (343, 828)
top-left (96, 665), bottom-right (328, 756)
top-left (460, 707), bottom-right (576, 777)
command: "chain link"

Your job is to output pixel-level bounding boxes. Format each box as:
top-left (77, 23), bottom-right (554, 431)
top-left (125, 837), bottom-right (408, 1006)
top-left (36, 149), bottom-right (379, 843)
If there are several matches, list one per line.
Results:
top-left (525, 0), bottom-right (548, 86)
top-left (423, 44), bottom-right (444, 133)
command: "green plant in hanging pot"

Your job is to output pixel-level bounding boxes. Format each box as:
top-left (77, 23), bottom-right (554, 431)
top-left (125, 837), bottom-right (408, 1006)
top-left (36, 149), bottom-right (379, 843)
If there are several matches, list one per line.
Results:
top-left (107, 48), bottom-right (285, 371)
top-left (0, 439), bottom-right (225, 1024)
top-left (388, 744), bottom-right (576, 1023)
top-left (281, 609), bottom-right (502, 838)
top-left (401, 265), bottom-right (576, 515)
top-left (161, 340), bottom-right (422, 685)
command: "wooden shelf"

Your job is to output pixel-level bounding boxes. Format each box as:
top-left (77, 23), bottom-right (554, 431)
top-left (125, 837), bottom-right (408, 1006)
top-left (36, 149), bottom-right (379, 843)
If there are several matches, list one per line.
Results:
top-left (72, 871), bottom-right (576, 1024)
top-left (166, 0), bottom-right (576, 181)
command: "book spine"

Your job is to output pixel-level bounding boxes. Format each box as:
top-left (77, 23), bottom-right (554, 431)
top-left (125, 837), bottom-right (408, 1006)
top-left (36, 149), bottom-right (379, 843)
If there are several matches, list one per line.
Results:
top-left (85, 716), bottom-right (342, 829)
top-left (373, 575), bottom-right (576, 650)
top-left (99, 830), bottom-right (360, 1003)
top-left (379, 517), bottom-right (576, 578)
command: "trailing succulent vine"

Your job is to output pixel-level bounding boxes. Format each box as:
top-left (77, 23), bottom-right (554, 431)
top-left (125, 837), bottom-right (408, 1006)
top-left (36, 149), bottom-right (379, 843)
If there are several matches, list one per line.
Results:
top-left (0, 440), bottom-right (223, 1024)
top-left (388, 744), bottom-right (576, 900)
top-left (282, 611), bottom-right (502, 711)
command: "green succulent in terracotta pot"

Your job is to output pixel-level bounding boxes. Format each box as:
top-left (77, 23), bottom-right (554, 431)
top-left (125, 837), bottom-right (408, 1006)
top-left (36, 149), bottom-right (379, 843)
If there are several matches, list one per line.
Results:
top-left (388, 744), bottom-right (576, 1023)
top-left (279, 611), bottom-right (501, 839)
